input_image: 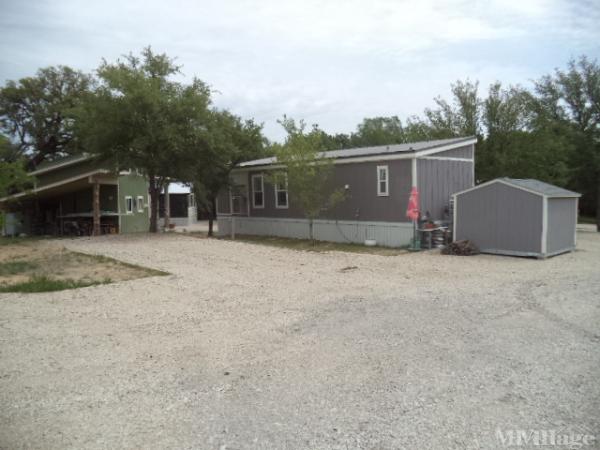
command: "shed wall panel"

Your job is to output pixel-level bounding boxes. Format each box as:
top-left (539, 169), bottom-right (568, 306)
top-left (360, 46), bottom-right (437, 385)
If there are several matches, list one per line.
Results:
top-left (455, 183), bottom-right (543, 254)
top-left (546, 198), bottom-right (577, 254)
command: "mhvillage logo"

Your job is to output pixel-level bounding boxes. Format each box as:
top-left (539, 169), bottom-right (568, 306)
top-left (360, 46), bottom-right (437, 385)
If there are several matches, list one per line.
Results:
top-left (495, 428), bottom-right (596, 448)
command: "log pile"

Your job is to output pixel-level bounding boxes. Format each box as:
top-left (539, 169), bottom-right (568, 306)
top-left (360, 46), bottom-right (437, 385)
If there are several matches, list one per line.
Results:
top-left (442, 240), bottom-right (480, 256)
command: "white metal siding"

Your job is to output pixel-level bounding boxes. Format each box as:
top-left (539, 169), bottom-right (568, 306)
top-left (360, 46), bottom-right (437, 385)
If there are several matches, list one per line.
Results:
top-left (217, 216), bottom-right (414, 248)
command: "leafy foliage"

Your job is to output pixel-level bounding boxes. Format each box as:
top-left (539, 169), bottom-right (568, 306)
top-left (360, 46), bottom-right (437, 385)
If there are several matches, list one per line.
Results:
top-left (0, 160), bottom-right (32, 199)
top-left (189, 109), bottom-right (264, 235)
top-left (76, 47), bottom-right (212, 232)
top-left (271, 117), bottom-right (345, 241)
top-left (0, 66), bottom-right (93, 168)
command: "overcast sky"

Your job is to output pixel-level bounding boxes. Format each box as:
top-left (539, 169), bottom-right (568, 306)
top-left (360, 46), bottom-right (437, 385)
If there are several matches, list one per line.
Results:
top-left (1, 0), bottom-right (599, 141)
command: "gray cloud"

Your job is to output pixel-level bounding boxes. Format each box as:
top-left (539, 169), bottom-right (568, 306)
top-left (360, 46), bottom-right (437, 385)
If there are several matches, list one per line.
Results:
top-left (1, 0), bottom-right (598, 141)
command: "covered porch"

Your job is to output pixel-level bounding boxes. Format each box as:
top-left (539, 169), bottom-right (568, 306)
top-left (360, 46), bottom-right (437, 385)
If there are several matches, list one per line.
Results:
top-left (1, 173), bottom-right (120, 237)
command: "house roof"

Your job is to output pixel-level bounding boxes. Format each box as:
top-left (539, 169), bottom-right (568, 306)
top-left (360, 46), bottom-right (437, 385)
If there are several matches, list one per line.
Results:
top-left (30, 153), bottom-right (91, 175)
top-left (501, 178), bottom-right (581, 197)
top-left (239, 136), bottom-right (476, 168)
top-left (454, 177), bottom-right (581, 198)
top-left (0, 169), bottom-right (109, 203)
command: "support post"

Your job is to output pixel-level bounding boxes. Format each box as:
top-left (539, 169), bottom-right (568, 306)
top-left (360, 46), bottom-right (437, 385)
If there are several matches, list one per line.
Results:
top-left (93, 181), bottom-right (100, 236)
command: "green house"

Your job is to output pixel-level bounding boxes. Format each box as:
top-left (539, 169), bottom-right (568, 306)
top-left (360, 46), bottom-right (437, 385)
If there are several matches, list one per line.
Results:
top-left (0, 154), bottom-right (149, 236)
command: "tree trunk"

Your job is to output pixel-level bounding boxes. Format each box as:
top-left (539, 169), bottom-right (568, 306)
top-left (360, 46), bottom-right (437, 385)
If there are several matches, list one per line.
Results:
top-left (308, 218), bottom-right (314, 245)
top-left (596, 177), bottom-right (600, 232)
top-left (148, 175), bottom-right (159, 233)
top-left (163, 182), bottom-right (170, 231)
top-left (207, 196), bottom-right (217, 237)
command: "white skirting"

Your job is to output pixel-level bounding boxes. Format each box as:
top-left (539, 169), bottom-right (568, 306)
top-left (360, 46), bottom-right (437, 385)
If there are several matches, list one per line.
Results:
top-left (217, 216), bottom-right (414, 248)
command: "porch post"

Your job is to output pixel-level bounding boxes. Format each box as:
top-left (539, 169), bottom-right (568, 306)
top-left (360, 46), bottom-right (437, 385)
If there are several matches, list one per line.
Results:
top-left (93, 181), bottom-right (100, 236)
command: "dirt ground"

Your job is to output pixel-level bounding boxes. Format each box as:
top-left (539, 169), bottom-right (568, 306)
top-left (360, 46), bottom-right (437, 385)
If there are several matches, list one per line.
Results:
top-left (0, 232), bottom-right (599, 449)
top-left (0, 240), bottom-right (162, 288)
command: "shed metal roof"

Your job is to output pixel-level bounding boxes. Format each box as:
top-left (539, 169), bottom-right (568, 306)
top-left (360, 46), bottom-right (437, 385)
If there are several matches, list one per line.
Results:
top-left (239, 136), bottom-right (476, 167)
top-left (502, 178), bottom-right (580, 198)
top-left (454, 177), bottom-right (581, 198)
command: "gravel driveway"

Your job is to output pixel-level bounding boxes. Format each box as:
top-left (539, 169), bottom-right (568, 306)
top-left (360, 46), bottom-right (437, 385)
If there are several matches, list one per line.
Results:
top-left (1, 232), bottom-right (599, 449)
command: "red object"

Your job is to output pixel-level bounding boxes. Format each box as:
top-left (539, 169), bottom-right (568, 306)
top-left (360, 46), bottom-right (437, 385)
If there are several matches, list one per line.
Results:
top-left (406, 186), bottom-right (420, 221)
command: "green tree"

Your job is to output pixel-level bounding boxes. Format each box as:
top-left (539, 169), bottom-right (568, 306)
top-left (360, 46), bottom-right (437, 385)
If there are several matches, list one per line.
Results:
top-left (424, 79), bottom-right (481, 138)
top-left (77, 47), bottom-right (212, 232)
top-left (533, 56), bottom-right (600, 229)
top-left (189, 110), bottom-right (264, 236)
top-left (350, 116), bottom-right (406, 147)
top-left (0, 135), bottom-right (32, 199)
top-left (0, 66), bottom-right (93, 169)
top-left (271, 117), bottom-right (345, 242)
top-left (0, 160), bottom-right (31, 199)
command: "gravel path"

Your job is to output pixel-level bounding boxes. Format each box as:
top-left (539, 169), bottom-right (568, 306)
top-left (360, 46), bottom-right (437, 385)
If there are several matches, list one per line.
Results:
top-left (1, 232), bottom-right (599, 449)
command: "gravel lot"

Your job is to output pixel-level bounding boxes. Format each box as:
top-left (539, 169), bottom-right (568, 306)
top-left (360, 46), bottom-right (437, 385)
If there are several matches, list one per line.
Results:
top-left (1, 232), bottom-right (599, 449)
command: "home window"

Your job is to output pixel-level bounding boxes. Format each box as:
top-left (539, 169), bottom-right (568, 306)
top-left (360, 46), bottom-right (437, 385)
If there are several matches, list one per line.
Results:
top-left (125, 196), bottom-right (133, 214)
top-left (275, 176), bottom-right (288, 209)
top-left (137, 196), bottom-right (144, 213)
top-left (377, 165), bottom-right (389, 196)
top-left (252, 174), bottom-right (264, 208)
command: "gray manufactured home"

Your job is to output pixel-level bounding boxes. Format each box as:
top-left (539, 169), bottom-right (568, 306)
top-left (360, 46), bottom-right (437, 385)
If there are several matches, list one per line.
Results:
top-left (453, 178), bottom-right (580, 258)
top-left (217, 137), bottom-right (476, 247)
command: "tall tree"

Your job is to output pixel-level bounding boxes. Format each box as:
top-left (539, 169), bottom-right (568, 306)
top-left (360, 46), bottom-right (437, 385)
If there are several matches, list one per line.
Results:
top-left (77, 47), bottom-right (212, 232)
top-left (425, 79), bottom-right (481, 138)
top-left (271, 117), bottom-right (345, 242)
top-left (534, 56), bottom-right (600, 229)
top-left (0, 66), bottom-right (93, 169)
top-left (350, 116), bottom-right (406, 147)
top-left (189, 110), bottom-right (264, 236)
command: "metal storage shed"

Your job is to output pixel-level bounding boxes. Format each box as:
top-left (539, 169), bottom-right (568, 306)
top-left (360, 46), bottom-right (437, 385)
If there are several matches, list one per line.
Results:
top-left (452, 178), bottom-right (580, 258)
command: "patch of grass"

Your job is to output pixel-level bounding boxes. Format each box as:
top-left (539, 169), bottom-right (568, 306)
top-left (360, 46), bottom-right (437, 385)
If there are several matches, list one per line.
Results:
top-left (220, 234), bottom-right (407, 256)
top-left (0, 236), bottom-right (43, 246)
top-left (579, 216), bottom-right (597, 225)
top-left (0, 260), bottom-right (38, 276)
top-left (0, 276), bottom-right (110, 293)
top-left (74, 252), bottom-right (169, 277)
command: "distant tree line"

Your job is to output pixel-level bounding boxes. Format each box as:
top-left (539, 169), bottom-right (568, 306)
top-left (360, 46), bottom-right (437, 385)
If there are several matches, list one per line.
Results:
top-left (1, 51), bottom-right (598, 231)
top-left (291, 57), bottom-right (599, 228)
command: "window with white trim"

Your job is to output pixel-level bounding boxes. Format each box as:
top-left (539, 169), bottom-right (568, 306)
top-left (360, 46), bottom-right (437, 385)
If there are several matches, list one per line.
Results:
top-left (377, 165), bottom-right (389, 196)
top-left (275, 175), bottom-right (288, 209)
top-left (252, 174), bottom-right (264, 208)
top-left (137, 196), bottom-right (144, 212)
top-left (125, 196), bottom-right (133, 214)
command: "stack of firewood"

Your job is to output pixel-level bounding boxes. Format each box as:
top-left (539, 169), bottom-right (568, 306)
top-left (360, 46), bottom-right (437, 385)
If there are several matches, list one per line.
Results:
top-left (441, 240), bottom-right (480, 256)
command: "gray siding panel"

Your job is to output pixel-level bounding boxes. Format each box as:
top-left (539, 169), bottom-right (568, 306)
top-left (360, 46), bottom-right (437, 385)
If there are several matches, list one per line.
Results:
top-left (455, 183), bottom-right (543, 255)
top-left (546, 198), bottom-right (577, 254)
top-left (216, 189), bottom-right (230, 214)
top-left (248, 159), bottom-right (413, 222)
top-left (433, 144), bottom-right (474, 159)
top-left (418, 159), bottom-right (473, 219)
